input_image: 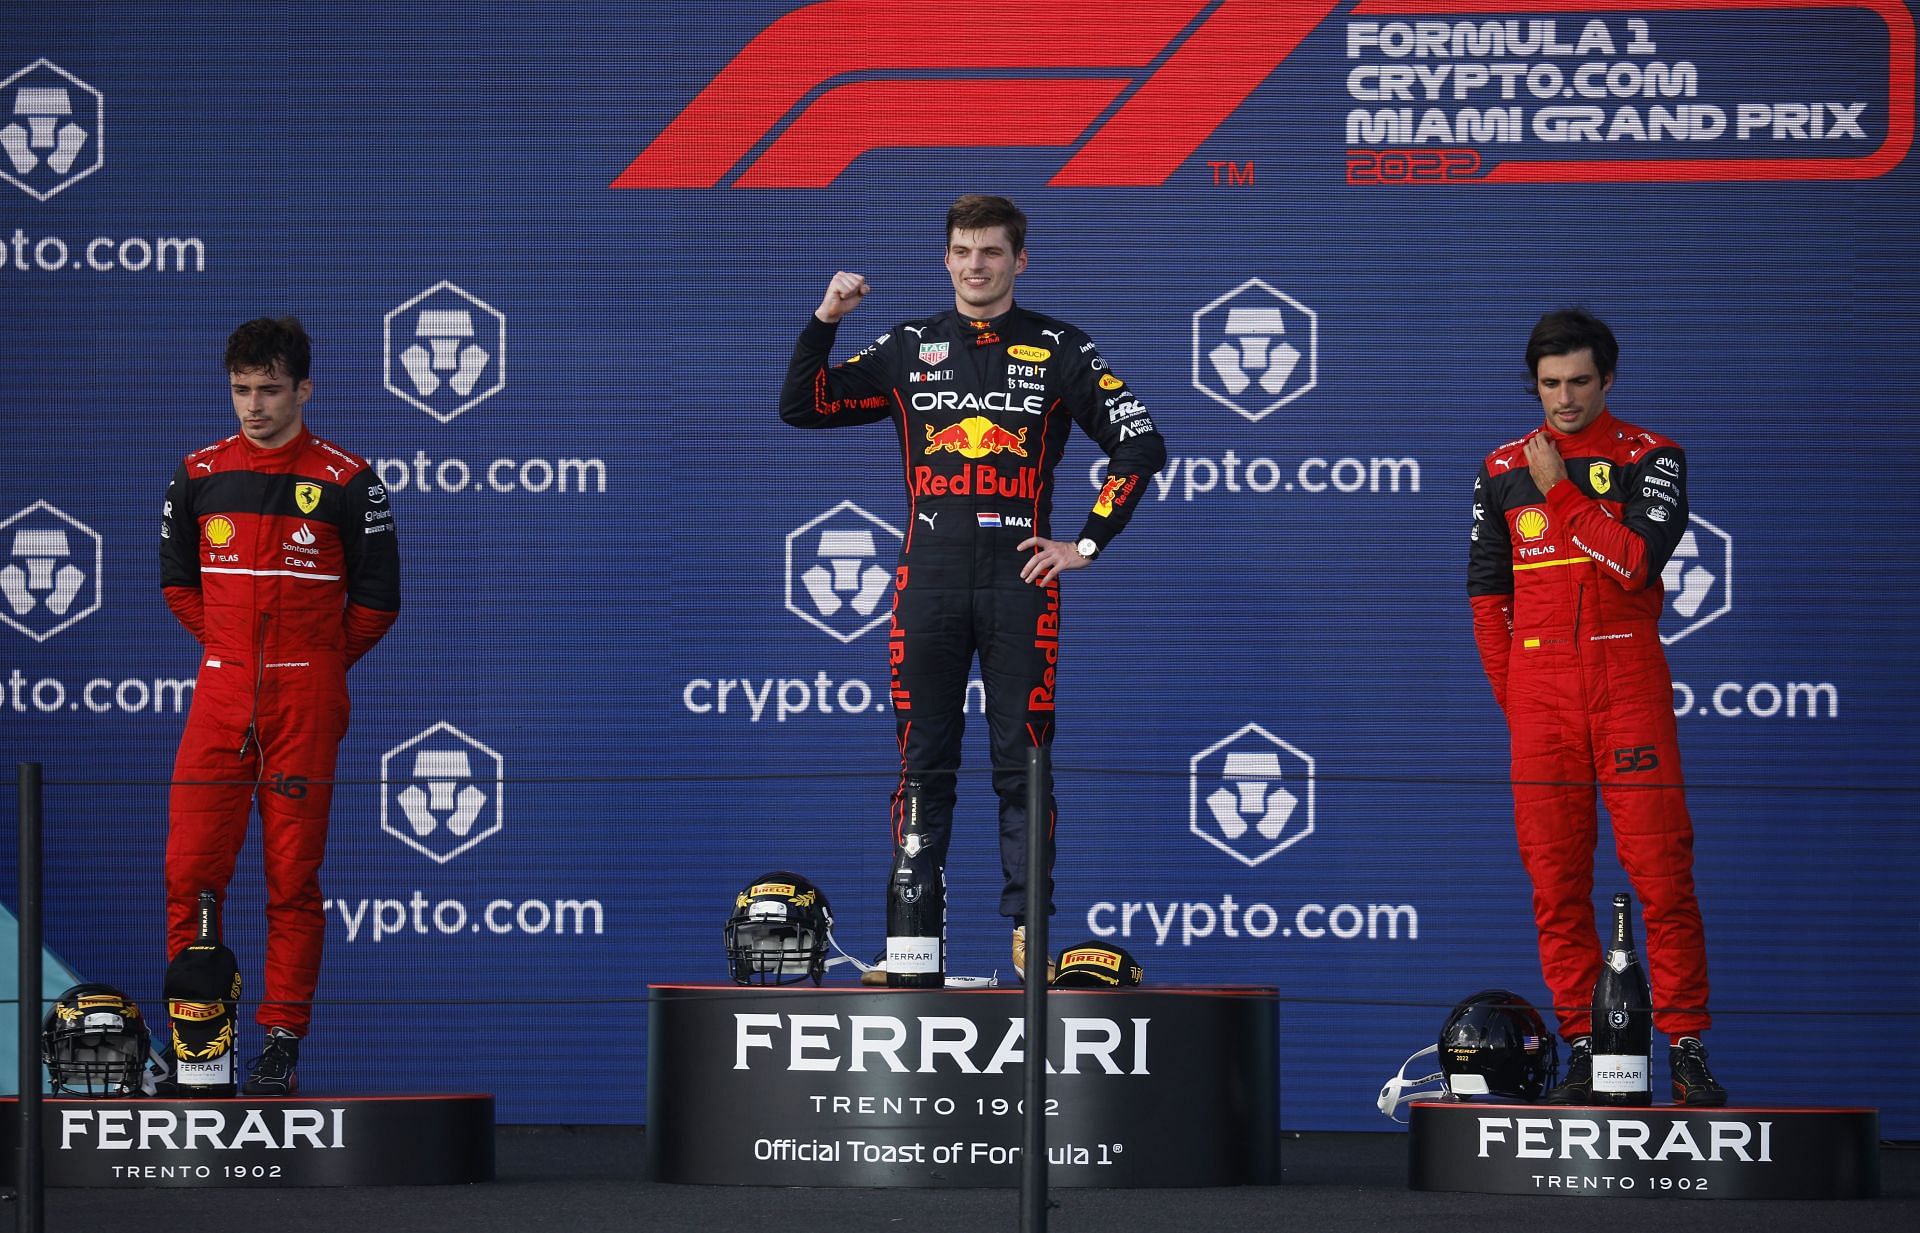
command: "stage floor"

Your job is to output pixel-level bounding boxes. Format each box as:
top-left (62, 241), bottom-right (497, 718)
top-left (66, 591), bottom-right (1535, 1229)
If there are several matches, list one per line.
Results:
top-left (18, 1129), bottom-right (1920, 1232)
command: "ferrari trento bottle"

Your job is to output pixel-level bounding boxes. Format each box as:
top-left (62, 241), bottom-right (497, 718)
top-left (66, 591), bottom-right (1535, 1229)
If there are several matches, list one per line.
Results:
top-left (886, 779), bottom-right (945, 988)
top-left (164, 890), bottom-right (242, 1097)
top-left (1590, 892), bottom-right (1653, 1106)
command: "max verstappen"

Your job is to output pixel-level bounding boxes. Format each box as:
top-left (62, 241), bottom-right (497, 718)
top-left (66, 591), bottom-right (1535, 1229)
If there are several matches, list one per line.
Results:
top-left (160, 316), bottom-right (399, 1093)
top-left (780, 195), bottom-right (1166, 980)
top-left (1468, 308), bottom-right (1724, 1106)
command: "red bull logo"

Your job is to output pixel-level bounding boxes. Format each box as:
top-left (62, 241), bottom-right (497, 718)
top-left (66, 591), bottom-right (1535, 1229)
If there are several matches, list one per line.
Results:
top-left (913, 464), bottom-right (1038, 500)
top-left (924, 417), bottom-right (1028, 460)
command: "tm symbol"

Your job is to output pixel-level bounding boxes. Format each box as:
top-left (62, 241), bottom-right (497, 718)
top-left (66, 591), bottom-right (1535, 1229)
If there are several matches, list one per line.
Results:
top-left (1208, 160), bottom-right (1255, 187)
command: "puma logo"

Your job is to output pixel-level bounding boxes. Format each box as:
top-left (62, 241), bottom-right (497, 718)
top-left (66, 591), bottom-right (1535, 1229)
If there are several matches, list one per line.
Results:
top-left (324, 464), bottom-right (346, 480)
top-left (917, 512), bottom-right (937, 530)
top-left (1041, 328), bottom-right (1064, 344)
top-left (904, 325), bottom-right (927, 337)
top-left (194, 461), bottom-right (213, 473)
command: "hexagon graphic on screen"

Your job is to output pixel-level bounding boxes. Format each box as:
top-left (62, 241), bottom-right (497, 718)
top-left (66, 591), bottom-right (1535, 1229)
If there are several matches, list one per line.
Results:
top-left (381, 722), bottom-right (504, 863)
top-left (0, 60), bottom-right (104, 201)
top-left (1192, 279), bottom-right (1318, 422)
top-left (384, 282), bottom-right (507, 422)
top-left (0, 500), bottom-right (102, 642)
top-left (1189, 723), bottom-right (1316, 867)
top-left (786, 501), bottom-right (902, 643)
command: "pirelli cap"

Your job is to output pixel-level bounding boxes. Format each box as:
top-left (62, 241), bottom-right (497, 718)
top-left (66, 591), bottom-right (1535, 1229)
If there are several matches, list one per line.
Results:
top-left (1050, 940), bottom-right (1144, 989)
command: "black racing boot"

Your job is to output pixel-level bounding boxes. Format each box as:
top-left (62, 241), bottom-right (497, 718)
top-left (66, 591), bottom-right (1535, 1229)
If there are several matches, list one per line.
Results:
top-left (1544, 1035), bottom-right (1592, 1104)
top-left (242, 1028), bottom-right (301, 1096)
top-left (1670, 1036), bottom-right (1728, 1107)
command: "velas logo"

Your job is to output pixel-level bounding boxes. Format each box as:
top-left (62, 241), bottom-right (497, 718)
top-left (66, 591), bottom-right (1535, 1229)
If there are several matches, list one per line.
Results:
top-left (380, 722), bottom-right (505, 863)
top-left (924, 418), bottom-right (1028, 459)
top-left (0, 59), bottom-right (104, 201)
top-left (384, 281), bottom-right (507, 423)
top-left (611, 0), bottom-right (1340, 188)
top-left (1660, 513), bottom-right (1733, 645)
top-left (1189, 723), bottom-right (1316, 867)
top-left (0, 499), bottom-right (103, 642)
top-left (786, 500), bottom-right (901, 643)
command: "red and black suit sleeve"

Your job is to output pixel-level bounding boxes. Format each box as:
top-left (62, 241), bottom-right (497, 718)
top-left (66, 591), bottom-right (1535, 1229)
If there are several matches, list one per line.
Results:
top-left (1547, 444), bottom-right (1689, 592)
top-left (1466, 461), bottom-right (1516, 714)
top-left (779, 316), bottom-right (900, 429)
top-left (160, 460), bottom-right (206, 642)
top-left (1057, 328), bottom-right (1166, 552)
top-left (339, 468), bottom-right (400, 666)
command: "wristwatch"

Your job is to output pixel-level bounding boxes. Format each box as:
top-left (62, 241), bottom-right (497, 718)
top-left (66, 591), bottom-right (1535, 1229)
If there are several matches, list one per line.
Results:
top-left (1075, 538), bottom-right (1099, 561)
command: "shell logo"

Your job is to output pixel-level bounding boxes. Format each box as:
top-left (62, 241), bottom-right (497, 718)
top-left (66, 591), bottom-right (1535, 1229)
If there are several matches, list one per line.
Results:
top-left (1098, 373), bottom-right (1124, 390)
top-left (1007, 344), bottom-right (1051, 362)
top-left (1515, 508), bottom-right (1548, 542)
top-left (204, 516), bottom-right (236, 547)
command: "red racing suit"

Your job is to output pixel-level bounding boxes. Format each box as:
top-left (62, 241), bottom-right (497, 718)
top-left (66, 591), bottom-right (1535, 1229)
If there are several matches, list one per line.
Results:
top-left (781, 306), bottom-right (1165, 917)
top-left (1467, 409), bottom-right (1709, 1040)
top-left (160, 429), bottom-right (399, 1035)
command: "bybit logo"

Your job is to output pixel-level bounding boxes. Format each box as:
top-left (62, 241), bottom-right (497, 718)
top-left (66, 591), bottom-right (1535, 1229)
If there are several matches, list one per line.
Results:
top-left (381, 722), bottom-right (504, 863)
top-left (785, 501), bottom-right (901, 644)
top-left (0, 500), bottom-right (102, 642)
top-left (1189, 723), bottom-right (1316, 867)
top-left (0, 60), bottom-right (103, 201)
top-left (383, 282), bottom-right (507, 423)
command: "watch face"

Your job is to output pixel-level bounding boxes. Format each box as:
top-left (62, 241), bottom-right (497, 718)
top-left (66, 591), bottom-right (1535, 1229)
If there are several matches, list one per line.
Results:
top-left (1076, 539), bottom-right (1098, 558)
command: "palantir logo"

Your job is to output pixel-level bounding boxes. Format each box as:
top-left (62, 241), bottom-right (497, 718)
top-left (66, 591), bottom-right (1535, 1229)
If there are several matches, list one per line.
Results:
top-left (383, 282), bottom-right (507, 423)
top-left (381, 722), bottom-right (504, 863)
top-left (0, 59), bottom-right (103, 201)
top-left (785, 501), bottom-right (901, 644)
top-left (1189, 724), bottom-right (1315, 867)
top-left (1192, 279), bottom-right (1318, 422)
top-left (1660, 513), bottom-right (1733, 645)
top-left (0, 500), bottom-right (102, 642)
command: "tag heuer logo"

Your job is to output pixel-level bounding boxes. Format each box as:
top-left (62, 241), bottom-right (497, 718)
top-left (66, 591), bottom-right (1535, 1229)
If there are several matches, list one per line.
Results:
top-left (919, 341), bottom-right (949, 366)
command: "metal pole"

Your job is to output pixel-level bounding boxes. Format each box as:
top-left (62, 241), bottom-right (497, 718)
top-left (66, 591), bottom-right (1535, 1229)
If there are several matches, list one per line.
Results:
top-left (17, 762), bottom-right (44, 1233)
top-left (1020, 746), bottom-right (1048, 1233)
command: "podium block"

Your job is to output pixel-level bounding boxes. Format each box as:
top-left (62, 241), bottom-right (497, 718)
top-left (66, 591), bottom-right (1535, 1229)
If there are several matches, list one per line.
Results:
top-left (0, 1094), bottom-right (494, 1187)
top-left (1409, 1102), bottom-right (1879, 1199)
top-left (647, 984), bottom-right (1277, 1187)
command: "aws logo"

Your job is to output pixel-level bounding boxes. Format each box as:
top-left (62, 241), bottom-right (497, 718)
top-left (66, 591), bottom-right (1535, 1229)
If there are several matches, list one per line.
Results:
top-left (611, 0), bottom-right (1338, 188)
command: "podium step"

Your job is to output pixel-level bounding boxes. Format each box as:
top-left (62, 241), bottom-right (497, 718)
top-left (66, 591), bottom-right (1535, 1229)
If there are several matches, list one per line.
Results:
top-left (0, 1094), bottom-right (494, 1187)
top-left (1408, 1101), bottom-right (1879, 1199)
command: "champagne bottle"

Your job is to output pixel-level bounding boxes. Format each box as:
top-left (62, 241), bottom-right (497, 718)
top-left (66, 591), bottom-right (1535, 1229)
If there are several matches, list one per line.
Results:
top-left (1590, 892), bottom-right (1652, 1107)
top-left (164, 890), bottom-right (241, 1097)
top-left (885, 779), bottom-right (945, 988)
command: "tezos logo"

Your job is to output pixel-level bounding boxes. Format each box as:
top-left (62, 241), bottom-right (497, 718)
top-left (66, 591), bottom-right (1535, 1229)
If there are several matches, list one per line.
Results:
top-left (1660, 513), bottom-right (1733, 645)
top-left (1192, 279), bottom-right (1317, 422)
top-left (785, 501), bottom-right (901, 644)
top-left (1189, 723), bottom-right (1315, 867)
top-left (383, 281), bottom-right (507, 423)
top-left (0, 60), bottom-right (103, 201)
top-left (0, 500), bottom-right (102, 642)
top-left (381, 722), bottom-right (504, 863)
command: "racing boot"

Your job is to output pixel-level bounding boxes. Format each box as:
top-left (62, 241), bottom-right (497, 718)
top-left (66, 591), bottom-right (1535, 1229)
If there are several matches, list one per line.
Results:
top-left (242, 1028), bottom-right (301, 1096)
top-left (1544, 1035), bottom-right (1592, 1105)
top-left (1669, 1036), bottom-right (1728, 1107)
top-left (1011, 925), bottom-right (1055, 985)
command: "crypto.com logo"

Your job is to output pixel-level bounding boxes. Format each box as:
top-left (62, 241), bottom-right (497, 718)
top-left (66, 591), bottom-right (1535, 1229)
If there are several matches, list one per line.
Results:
top-left (1192, 279), bottom-right (1318, 421)
top-left (1661, 513), bottom-right (1733, 645)
top-left (0, 500), bottom-right (102, 642)
top-left (1189, 724), bottom-right (1316, 867)
top-left (0, 59), bottom-right (103, 201)
top-left (786, 501), bottom-right (901, 643)
top-left (381, 722), bottom-right (504, 864)
top-left (612, 0), bottom-right (1338, 188)
top-left (384, 282), bottom-right (507, 423)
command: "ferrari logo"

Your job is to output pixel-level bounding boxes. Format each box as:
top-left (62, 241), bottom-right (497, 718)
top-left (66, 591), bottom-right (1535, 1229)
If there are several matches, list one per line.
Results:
top-left (1588, 462), bottom-right (1612, 494)
top-left (294, 483), bottom-right (321, 514)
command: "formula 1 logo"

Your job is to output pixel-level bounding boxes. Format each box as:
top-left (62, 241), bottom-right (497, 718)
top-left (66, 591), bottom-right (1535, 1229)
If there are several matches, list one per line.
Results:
top-left (1192, 280), bottom-right (1318, 422)
top-left (786, 501), bottom-right (901, 644)
top-left (1189, 724), bottom-right (1316, 867)
top-left (1660, 512), bottom-right (1732, 645)
top-left (380, 722), bottom-right (504, 864)
top-left (383, 282), bottom-right (507, 423)
top-left (0, 500), bottom-right (102, 642)
top-left (612, 0), bottom-right (1339, 188)
top-left (0, 60), bottom-right (103, 201)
